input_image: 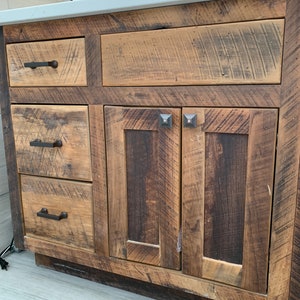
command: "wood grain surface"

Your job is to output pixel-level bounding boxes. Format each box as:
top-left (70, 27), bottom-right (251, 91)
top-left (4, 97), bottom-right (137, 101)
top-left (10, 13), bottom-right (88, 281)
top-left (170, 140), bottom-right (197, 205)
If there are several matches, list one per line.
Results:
top-left (21, 175), bottom-right (94, 250)
top-left (287, 2), bottom-right (300, 298)
top-left (269, 0), bottom-right (300, 299)
top-left (6, 38), bottom-right (87, 86)
top-left (105, 106), bottom-right (181, 270)
top-left (9, 85), bottom-right (281, 107)
top-left (182, 108), bottom-right (277, 293)
top-left (88, 105), bottom-right (109, 256)
top-left (2, 0), bottom-right (300, 299)
top-left (11, 105), bottom-right (92, 181)
top-left (25, 236), bottom-right (268, 300)
top-left (3, 0), bottom-right (286, 43)
top-left (0, 114), bottom-right (13, 251)
top-left (102, 19), bottom-right (284, 86)
top-left (0, 27), bottom-right (24, 249)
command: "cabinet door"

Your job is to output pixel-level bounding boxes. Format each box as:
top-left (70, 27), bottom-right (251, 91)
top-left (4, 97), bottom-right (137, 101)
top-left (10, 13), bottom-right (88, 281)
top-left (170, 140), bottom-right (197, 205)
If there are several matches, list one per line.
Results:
top-left (105, 106), bottom-right (181, 270)
top-left (182, 108), bottom-right (277, 293)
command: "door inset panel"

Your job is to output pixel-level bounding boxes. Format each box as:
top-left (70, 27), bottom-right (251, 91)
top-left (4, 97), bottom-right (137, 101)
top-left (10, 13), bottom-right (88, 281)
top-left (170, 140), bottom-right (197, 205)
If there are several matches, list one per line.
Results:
top-left (105, 106), bottom-right (181, 270)
top-left (204, 133), bottom-right (248, 265)
top-left (126, 130), bottom-right (159, 245)
top-left (182, 108), bottom-right (277, 293)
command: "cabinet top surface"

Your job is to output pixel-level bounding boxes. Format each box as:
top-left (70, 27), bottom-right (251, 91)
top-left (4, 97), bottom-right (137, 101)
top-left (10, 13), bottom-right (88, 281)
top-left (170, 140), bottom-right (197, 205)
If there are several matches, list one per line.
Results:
top-left (0, 0), bottom-right (211, 26)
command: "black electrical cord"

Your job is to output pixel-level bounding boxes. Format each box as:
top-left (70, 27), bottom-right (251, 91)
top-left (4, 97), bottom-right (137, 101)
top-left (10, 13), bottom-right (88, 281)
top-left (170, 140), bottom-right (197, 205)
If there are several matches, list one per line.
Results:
top-left (0, 238), bottom-right (14, 270)
top-left (0, 257), bottom-right (8, 270)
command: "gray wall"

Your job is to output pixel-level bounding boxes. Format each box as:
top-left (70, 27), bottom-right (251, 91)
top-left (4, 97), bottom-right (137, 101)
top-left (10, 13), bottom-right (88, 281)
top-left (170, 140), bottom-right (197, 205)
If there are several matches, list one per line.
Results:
top-left (0, 113), bottom-right (13, 251)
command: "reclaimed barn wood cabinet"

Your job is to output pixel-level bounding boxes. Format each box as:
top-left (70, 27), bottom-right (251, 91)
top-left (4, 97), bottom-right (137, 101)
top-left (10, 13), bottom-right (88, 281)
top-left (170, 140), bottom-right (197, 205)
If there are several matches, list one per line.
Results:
top-left (105, 106), bottom-right (277, 294)
top-left (1, 0), bottom-right (300, 299)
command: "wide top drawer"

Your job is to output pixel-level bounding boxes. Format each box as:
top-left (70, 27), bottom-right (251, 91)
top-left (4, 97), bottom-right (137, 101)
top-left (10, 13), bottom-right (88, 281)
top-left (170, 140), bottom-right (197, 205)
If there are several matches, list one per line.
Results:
top-left (102, 19), bottom-right (284, 86)
top-left (6, 38), bottom-right (87, 87)
top-left (11, 105), bottom-right (92, 181)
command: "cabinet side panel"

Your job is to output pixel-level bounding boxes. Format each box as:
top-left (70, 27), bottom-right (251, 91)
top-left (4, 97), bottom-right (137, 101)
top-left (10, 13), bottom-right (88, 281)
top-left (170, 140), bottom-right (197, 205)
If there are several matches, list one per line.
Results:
top-left (281, 0), bottom-right (300, 299)
top-left (0, 27), bottom-right (24, 248)
top-left (0, 113), bottom-right (13, 250)
top-left (290, 172), bottom-right (300, 299)
top-left (285, 0), bottom-right (300, 300)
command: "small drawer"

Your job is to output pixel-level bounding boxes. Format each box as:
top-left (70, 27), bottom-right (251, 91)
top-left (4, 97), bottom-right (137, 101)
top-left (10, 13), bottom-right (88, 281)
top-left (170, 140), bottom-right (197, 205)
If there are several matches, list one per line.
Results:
top-left (21, 175), bottom-right (94, 250)
top-left (11, 105), bottom-right (92, 181)
top-left (6, 38), bottom-right (87, 86)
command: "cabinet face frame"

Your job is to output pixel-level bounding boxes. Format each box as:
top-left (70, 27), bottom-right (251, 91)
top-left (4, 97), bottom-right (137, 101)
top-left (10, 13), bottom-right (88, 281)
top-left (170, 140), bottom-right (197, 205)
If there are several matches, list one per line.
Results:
top-left (182, 108), bottom-right (278, 293)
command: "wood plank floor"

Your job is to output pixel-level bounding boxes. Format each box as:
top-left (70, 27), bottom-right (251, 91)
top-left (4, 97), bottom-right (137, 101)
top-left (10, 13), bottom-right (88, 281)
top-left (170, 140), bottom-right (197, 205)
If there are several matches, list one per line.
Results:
top-left (0, 251), bottom-right (153, 300)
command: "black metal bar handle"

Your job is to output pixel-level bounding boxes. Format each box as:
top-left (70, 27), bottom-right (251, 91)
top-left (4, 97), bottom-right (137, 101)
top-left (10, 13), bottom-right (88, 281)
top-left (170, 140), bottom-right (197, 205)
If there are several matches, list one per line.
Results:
top-left (37, 208), bottom-right (68, 221)
top-left (24, 60), bottom-right (58, 69)
top-left (29, 139), bottom-right (63, 148)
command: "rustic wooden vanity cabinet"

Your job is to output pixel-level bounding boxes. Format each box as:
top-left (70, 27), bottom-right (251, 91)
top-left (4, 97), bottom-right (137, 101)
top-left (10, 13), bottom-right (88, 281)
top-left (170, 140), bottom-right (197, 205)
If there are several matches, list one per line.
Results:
top-left (1, 0), bottom-right (300, 299)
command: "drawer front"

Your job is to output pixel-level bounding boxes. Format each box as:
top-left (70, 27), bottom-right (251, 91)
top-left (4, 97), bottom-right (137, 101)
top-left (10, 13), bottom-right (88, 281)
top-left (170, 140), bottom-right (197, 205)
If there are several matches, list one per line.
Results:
top-left (6, 38), bottom-right (87, 86)
top-left (11, 105), bottom-right (92, 181)
top-left (21, 175), bottom-right (94, 250)
top-left (102, 19), bottom-right (284, 86)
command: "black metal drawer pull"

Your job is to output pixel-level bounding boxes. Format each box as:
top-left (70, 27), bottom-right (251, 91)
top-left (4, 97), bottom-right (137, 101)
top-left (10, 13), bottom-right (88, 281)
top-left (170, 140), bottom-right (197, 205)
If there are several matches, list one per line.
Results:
top-left (24, 60), bottom-right (58, 69)
top-left (29, 139), bottom-right (63, 148)
top-left (37, 208), bottom-right (68, 221)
